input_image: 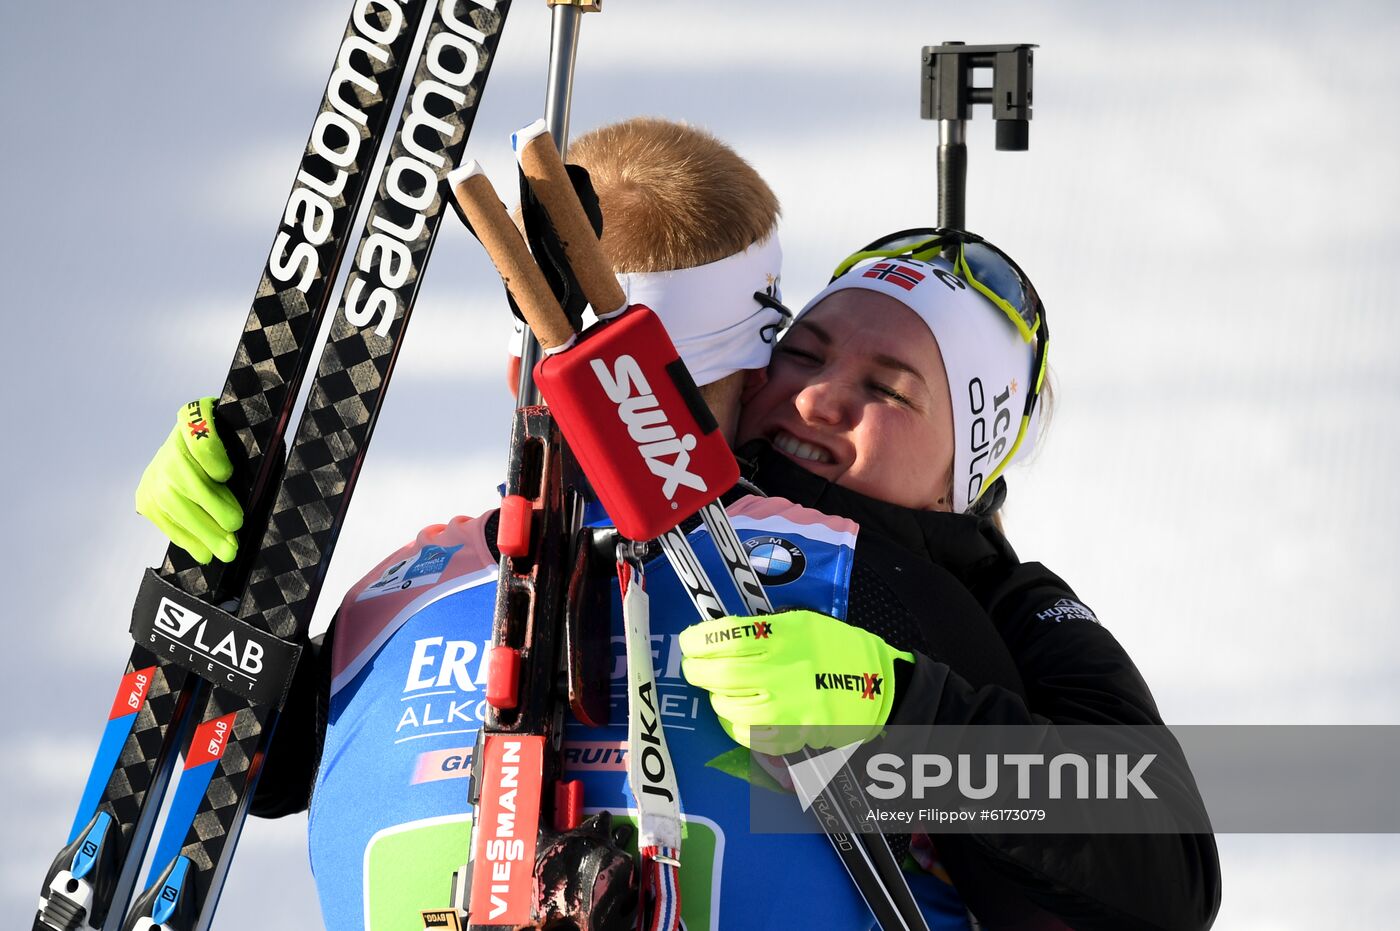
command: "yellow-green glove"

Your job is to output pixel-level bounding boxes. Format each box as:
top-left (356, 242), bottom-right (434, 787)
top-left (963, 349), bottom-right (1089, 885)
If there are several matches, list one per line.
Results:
top-left (680, 610), bottom-right (914, 755)
top-left (134, 398), bottom-right (243, 564)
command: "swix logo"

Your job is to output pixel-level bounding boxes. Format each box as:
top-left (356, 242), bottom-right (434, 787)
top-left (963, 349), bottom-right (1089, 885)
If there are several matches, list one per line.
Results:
top-left (269, 0), bottom-right (410, 294)
top-left (814, 672), bottom-right (883, 700)
top-left (702, 621), bottom-right (773, 645)
top-left (153, 598), bottom-right (265, 678)
top-left (634, 681), bottom-right (674, 802)
top-left (590, 354), bottom-right (707, 500)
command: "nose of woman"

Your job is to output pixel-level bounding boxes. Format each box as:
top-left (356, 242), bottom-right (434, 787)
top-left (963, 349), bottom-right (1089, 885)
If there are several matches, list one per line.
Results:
top-left (792, 373), bottom-right (855, 428)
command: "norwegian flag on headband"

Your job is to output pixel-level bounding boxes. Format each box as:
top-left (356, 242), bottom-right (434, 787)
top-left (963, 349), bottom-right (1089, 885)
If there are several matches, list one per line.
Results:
top-left (862, 261), bottom-right (925, 291)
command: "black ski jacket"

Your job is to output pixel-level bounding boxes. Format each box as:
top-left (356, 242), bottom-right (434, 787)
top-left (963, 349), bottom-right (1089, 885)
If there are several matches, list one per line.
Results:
top-left (743, 444), bottom-right (1222, 931)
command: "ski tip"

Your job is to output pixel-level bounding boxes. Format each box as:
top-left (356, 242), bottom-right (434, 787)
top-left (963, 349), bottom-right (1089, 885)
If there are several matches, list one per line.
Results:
top-left (511, 118), bottom-right (550, 157)
top-left (448, 160), bottom-right (486, 190)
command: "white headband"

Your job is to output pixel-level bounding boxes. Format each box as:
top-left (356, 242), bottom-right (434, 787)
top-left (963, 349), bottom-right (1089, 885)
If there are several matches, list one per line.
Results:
top-left (508, 235), bottom-right (785, 387)
top-left (796, 255), bottom-right (1042, 513)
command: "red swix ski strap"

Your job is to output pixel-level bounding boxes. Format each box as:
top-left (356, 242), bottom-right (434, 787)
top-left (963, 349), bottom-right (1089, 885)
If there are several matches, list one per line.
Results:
top-left (537, 306), bottom-right (738, 542)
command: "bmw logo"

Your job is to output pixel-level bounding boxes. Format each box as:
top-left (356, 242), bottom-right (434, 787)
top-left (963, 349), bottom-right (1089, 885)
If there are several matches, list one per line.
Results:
top-left (743, 536), bottom-right (807, 586)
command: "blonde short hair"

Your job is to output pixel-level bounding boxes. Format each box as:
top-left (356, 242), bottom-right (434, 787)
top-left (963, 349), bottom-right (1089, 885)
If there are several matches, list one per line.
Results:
top-left (566, 117), bottom-right (780, 273)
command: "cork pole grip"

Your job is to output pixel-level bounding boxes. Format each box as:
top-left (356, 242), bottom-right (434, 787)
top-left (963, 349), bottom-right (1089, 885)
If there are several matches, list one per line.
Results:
top-left (514, 122), bottom-right (628, 317)
top-left (450, 164), bottom-right (577, 351)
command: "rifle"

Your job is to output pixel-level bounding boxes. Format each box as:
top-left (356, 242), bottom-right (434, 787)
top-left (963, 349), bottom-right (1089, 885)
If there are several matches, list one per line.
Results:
top-left (450, 112), bottom-right (722, 924)
top-left (446, 3), bottom-right (626, 929)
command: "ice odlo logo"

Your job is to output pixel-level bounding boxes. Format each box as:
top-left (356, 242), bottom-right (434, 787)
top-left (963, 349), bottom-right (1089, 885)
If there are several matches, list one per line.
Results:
top-left (153, 597), bottom-right (265, 678)
top-left (590, 354), bottom-right (707, 500)
top-left (964, 376), bottom-right (1018, 504)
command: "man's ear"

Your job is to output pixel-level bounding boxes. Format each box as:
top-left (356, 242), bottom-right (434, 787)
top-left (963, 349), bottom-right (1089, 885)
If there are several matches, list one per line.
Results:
top-left (740, 367), bottom-right (768, 404)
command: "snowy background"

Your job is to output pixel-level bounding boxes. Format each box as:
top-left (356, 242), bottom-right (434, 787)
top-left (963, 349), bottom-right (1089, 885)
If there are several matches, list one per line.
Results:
top-left (4, 0), bottom-right (1399, 927)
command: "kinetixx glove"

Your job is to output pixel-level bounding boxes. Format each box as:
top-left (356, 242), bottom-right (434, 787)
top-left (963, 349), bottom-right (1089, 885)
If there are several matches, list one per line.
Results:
top-left (134, 397), bottom-right (243, 564)
top-left (680, 609), bottom-right (914, 755)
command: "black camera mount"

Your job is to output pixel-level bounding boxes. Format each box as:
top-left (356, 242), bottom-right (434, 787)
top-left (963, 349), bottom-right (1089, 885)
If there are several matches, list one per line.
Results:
top-left (921, 42), bottom-right (1035, 229)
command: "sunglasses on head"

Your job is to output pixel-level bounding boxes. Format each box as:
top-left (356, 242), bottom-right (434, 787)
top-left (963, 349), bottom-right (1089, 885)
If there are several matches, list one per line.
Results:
top-left (833, 227), bottom-right (1050, 498)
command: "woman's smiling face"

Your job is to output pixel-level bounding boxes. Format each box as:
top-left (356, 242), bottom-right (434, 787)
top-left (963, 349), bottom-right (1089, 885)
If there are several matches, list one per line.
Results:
top-left (737, 289), bottom-right (957, 511)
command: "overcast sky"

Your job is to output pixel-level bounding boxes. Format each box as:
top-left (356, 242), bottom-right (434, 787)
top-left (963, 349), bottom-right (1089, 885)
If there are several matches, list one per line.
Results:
top-left (5, 1), bottom-right (1399, 927)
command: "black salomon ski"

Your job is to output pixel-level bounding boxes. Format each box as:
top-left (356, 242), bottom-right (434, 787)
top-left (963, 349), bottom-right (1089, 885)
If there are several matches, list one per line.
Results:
top-left (36, 3), bottom-right (428, 929)
top-left (118, 3), bottom-right (513, 930)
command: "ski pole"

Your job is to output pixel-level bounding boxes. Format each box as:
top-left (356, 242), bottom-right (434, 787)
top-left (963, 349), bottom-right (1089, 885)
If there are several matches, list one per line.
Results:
top-left (456, 145), bottom-right (731, 930)
top-left (453, 4), bottom-right (604, 927)
top-left (515, 0), bottom-right (602, 406)
top-left (452, 156), bottom-right (646, 930)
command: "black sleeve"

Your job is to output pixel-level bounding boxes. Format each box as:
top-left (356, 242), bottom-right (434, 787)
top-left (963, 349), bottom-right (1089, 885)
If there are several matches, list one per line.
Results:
top-left (884, 563), bottom-right (1222, 931)
top-left (249, 620), bottom-right (333, 819)
top-left (843, 532), bottom-right (1035, 868)
top-left (849, 530), bottom-right (1027, 699)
